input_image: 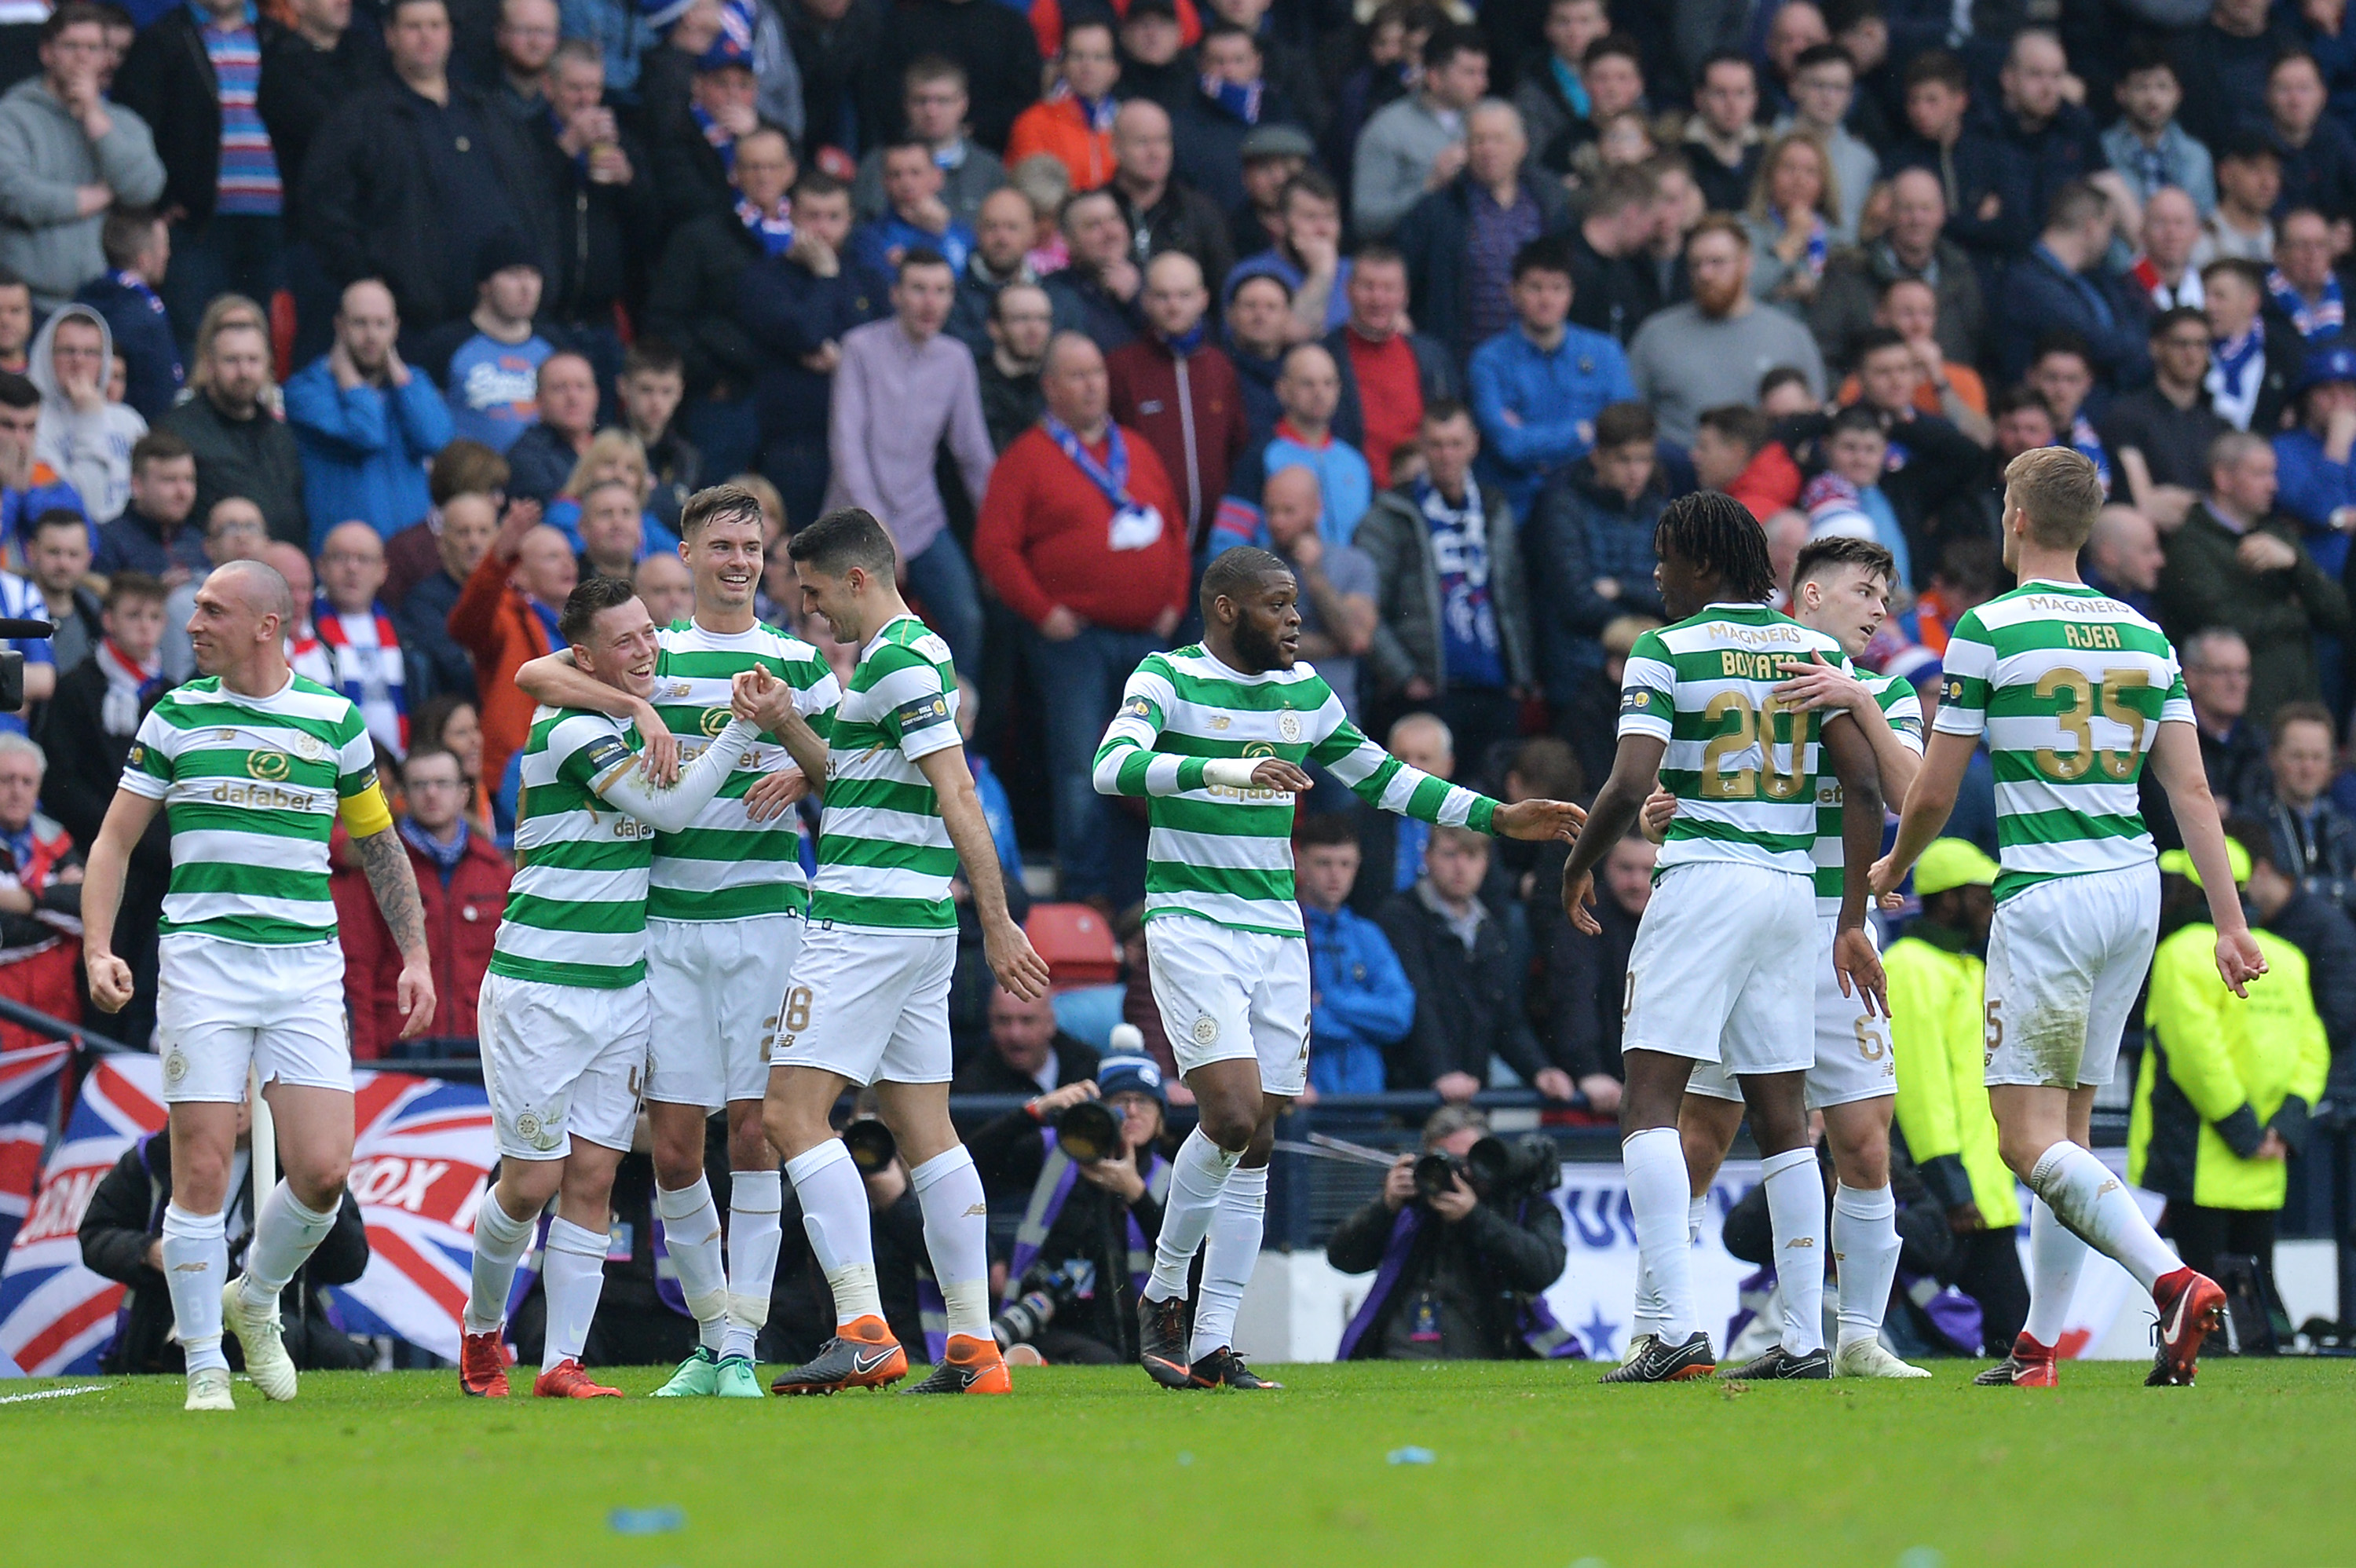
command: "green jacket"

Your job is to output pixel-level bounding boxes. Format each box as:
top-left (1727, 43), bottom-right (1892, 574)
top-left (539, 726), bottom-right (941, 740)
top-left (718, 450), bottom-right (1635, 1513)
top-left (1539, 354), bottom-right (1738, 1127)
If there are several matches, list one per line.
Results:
top-left (1885, 928), bottom-right (2020, 1228)
top-left (2154, 503), bottom-right (2352, 726)
top-left (2132, 924), bottom-right (2329, 1211)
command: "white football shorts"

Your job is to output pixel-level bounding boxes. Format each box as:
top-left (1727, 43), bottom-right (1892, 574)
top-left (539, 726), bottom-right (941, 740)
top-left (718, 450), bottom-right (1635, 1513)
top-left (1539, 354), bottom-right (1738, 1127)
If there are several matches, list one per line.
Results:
top-left (1983, 862), bottom-right (2160, 1090)
top-left (1144, 914), bottom-right (1312, 1098)
top-left (155, 934), bottom-right (349, 1104)
top-left (767, 923), bottom-right (956, 1087)
top-left (646, 912), bottom-right (803, 1108)
top-left (477, 970), bottom-right (651, 1161)
top-left (1620, 860), bottom-right (1818, 1076)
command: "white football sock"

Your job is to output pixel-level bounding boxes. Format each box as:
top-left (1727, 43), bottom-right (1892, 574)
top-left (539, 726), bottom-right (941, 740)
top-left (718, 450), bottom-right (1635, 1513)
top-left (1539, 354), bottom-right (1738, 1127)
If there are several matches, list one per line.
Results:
top-left (239, 1182), bottom-right (337, 1310)
top-left (655, 1177), bottom-right (729, 1353)
top-left (909, 1147), bottom-right (992, 1340)
top-left (1622, 1128), bottom-right (1697, 1344)
top-left (2021, 1196), bottom-right (2087, 1347)
top-left (1634, 1196), bottom-right (1707, 1342)
top-left (1147, 1128), bottom-right (1240, 1303)
top-left (1191, 1163), bottom-right (1267, 1361)
top-left (2029, 1142), bottom-right (2179, 1292)
top-left (540, 1216), bottom-right (609, 1370)
top-left (724, 1171), bottom-right (783, 1362)
top-left (161, 1203), bottom-right (229, 1373)
top-left (784, 1140), bottom-right (880, 1325)
top-left (464, 1190), bottom-right (536, 1336)
top-left (1761, 1148), bottom-right (1826, 1355)
top-left (1831, 1182), bottom-right (1901, 1349)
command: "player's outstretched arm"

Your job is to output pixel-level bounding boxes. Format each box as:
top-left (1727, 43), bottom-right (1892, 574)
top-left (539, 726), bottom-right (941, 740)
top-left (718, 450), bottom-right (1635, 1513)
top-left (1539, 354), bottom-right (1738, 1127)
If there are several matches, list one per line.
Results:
top-left (79, 788), bottom-right (162, 1016)
top-left (354, 825), bottom-right (437, 1038)
top-left (587, 672), bottom-right (766, 832)
top-left (916, 744), bottom-right (1051, 1000)
top-left (1820, 711), bottom-right (1889, 1018)
top-left (1558, 733), bottom-right (1667, 937)
top-left (514, 649), bottom-right (679, 784)
top-left (1778, 653), bottom-right (1922, 806)
top-left (2149, 720), bottom-right (2268, 997)
top-left (1870, 729), bottom-right (1976, 897)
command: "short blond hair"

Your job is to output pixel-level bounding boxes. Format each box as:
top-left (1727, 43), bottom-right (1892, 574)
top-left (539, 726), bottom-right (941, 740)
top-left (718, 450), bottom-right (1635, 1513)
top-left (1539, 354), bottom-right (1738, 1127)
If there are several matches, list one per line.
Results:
top-left (2002, 446), bottom-right (2104, 550)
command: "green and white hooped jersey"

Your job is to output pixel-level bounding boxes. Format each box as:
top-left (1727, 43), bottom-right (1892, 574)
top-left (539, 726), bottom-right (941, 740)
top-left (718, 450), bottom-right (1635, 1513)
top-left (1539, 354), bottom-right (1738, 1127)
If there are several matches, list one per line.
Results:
top-left (1810, 669), bottom-right (1922, 916)
top-left (808, 616), bottom-right (963, 934)
top-left (119, 674), bottom-right (384, 945)
top-left (646, 618), bottom-right (840, 922)
top-left (1093, 645), bottom-right (1496, 937)
top-left (1932, 580), bottom-right (2190, 903)
top-left (1619, 603), bottom-right (1854, 879)
top-left (492, 707), bottom-right (653, 989)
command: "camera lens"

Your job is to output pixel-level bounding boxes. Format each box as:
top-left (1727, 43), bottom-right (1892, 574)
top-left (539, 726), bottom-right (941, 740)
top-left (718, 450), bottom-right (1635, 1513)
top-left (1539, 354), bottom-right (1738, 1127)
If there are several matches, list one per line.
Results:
top-left (841, 1117), bottom-right (897, 1174)
top-left (1056, 1098), bottom-right (1122, 1164)
top-left (1412, 1151), bottom-right (1461, 1201)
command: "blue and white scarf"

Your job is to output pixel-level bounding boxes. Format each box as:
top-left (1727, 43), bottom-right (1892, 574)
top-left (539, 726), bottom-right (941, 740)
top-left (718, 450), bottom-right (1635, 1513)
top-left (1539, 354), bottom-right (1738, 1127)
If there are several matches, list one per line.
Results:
top-left (1200, 74), bottom-right (1264, 125)
top-left (2268, 266), bottom-right (2345, 342)
top-left (2208, 320), bottom-right (2268, 431)
top-left (1049, 79), bottom-right (1117, 133)
top-left (1044, 415), bottom-right (1133, 508)
top-left (110, 270), bottom-right (182, 386)
top-left (736, 196), bottom-right (795, 255)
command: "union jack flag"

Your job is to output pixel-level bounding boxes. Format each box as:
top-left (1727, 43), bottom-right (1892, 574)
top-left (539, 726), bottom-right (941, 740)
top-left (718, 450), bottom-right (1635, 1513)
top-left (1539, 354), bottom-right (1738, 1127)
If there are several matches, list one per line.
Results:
top-left (0, 1042), bottom-right (69, 1256)
top-left (323, 1073), bottom-right (495, 1362)
top-left (0, 1055), bottom-right (166, 1376)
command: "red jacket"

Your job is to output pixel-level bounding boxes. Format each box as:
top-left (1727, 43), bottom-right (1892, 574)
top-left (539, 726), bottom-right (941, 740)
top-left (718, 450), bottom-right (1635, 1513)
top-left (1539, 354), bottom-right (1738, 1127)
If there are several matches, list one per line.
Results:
top-left (1728, 440), bottom-right (1803, 521)
top-left (974, 421), bottom-right (1192, 632)
top-left (448, 542), bottom-right (557, 792)
top-left (332, 825), bottom-right (511, 1058)
top-left (1105, 337), bottom-right (1249, 550)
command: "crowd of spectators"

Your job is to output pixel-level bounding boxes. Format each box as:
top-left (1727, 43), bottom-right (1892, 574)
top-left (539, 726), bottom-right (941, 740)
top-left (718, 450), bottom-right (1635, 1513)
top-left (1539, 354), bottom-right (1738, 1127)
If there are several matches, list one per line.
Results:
top-left (3, 0), bottom-right (2356, 1154)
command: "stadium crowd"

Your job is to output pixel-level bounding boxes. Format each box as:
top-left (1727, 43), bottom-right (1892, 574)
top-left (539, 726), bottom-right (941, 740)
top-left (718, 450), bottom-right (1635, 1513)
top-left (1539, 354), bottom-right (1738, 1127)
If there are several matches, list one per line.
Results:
top-left (1, 0), bottom-right (2354, 1362)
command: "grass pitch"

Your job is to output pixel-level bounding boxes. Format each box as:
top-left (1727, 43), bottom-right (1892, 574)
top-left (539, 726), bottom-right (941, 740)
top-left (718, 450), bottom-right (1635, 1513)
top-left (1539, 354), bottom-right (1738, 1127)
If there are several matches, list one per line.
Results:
top-left (2, 1359), bottom-right (2349, 1568)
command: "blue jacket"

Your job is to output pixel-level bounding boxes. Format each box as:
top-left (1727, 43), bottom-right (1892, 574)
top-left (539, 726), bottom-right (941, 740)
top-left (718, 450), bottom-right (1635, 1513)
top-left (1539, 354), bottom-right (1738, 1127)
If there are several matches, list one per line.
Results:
top-left (283, 358), bottom-right (453, 546)
top-left (1999, 244), bottom-right (2150, 389)
top-left (737, 252), bottom-right (892, 444)
top-left (1466, 322), bottom-right (1635, 517)
top-left (2099, 120), bottom-right (2216, 219)
top-left (849, 214), bottom-right (975, 280)
top-left (1303, 901), bottom-right (1415, 1097)
top-left (2, 473), bottom-right (89, 566)
top-left (72, 272), bottom-right (180, 422)
top-left (2273, 427), bottom-right (2356, 582)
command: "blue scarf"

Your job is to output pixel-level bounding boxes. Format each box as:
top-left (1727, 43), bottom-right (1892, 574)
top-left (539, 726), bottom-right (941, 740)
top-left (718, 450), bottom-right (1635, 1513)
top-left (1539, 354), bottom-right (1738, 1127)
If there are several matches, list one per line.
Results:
top-left (737, 196), bottom-right (796, 255)
top-left (1158, 320), bottom-right (1207, 358)
top-left (1049, 80), bottom-right (1117, 133)
top-left (1200, 74), bottom-right (1264, 125)
top-left (399, 815), bottom-right (470, 879)
top-left (1775, 213), bottom-right (1828, 280)
top-left (1549, 55), bottom-right (1589, 119)
top-left (1044, 415), bottom-right (1134, 509)
top-left (528, 598), bottom-right (564, 651)
top-left (2268, 266), bottom-right (2345, 342)
top-left (690, 101), bottom-right (735, 174)
top-left (0, 821), bottom-right (31, 877)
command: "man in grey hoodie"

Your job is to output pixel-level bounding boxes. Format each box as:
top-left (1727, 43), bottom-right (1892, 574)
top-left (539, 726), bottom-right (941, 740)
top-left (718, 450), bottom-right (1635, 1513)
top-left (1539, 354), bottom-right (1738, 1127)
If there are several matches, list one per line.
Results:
top-left (30, 302), bottom-right (148, 523)
top-left (0, 5), bottom-right (166, 313)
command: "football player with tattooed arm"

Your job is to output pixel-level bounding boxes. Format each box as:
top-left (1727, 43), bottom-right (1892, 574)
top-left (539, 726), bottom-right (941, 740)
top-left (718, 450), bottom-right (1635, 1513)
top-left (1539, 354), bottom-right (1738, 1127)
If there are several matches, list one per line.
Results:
top-left (79, 559), bottom-right (437, 1413)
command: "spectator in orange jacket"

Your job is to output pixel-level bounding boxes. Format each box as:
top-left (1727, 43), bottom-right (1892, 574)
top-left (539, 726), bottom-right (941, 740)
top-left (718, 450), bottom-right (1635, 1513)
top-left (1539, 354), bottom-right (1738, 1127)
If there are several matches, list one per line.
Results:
top-left (1005, 19), bottom-right (1120, 192)
top-left (447, 501), bottom-right (575, 792)
top-left (333, 747), bottom-right (510, 1058)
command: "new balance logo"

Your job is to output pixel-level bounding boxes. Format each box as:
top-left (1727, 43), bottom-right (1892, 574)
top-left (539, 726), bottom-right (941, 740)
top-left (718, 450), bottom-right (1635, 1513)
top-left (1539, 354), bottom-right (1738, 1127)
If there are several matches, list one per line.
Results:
top-left (1787, 1237), bottom-right (1815, 1248)
top-left (170, 1261), bottom-right (211, 1273)
top-left (963, 1202), bottom-right (987, 1216)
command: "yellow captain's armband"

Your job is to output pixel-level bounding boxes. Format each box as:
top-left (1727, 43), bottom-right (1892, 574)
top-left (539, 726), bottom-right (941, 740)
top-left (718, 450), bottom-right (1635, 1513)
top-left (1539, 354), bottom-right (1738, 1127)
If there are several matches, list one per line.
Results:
top-left (338, 780), bottom-right (395, 839)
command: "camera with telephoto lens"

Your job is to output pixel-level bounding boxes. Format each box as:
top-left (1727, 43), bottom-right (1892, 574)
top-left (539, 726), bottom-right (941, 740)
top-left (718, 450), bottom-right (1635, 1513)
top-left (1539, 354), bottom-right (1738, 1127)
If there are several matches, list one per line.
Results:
top-left (1414, 1133), bottom-right (1562, 1204)
top-left (990, 1259), bottom-right (1096, 1350)
top-left (1055, 1097), bottom-right (1123, 1164)
top-left (841, 1117), bottom-right (897, 1174)
top-left (0, 612), bottom-right (46, 715)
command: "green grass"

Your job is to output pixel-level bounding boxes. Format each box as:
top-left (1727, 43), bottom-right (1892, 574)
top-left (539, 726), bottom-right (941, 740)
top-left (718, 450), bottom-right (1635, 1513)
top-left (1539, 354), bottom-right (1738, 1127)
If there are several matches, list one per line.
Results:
top-left (2, 1359), bottom-right (2351, 1567)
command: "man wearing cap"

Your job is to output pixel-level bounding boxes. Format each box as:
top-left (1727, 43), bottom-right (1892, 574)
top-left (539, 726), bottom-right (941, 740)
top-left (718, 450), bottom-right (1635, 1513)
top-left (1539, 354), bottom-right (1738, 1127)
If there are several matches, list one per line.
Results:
top-left (412, 233), bottom-right (561, 453)
top-left (2135, 833), bottom-right (2328, 1312)
top-left (2269, 342), bottom-right (2356, 594)
top-left (649, 16), bottom-right (766, 227)
top-left (1882, 838), bottom-right (2029, 1358)
top-left (1227, 121), bottom-right (1312, 273)
top-left (964, 1053), bottom-right (1173, 1365)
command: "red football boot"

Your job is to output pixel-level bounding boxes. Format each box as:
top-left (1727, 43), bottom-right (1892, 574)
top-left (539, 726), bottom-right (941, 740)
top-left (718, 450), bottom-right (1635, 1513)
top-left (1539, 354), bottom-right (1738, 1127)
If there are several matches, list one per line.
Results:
top-left (532, 1358), bottom-right (623, 1398)
top-left (458, 1329), bottom-right (512, 1398)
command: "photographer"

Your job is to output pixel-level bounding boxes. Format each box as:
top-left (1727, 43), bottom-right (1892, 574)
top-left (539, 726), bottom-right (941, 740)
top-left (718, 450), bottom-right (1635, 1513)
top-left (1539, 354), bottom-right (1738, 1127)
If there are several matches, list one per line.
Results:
top-left (1328, 1106), bottom-right (1573, 1361)
top-left (966, 1054), bottom-right (1172, 1365)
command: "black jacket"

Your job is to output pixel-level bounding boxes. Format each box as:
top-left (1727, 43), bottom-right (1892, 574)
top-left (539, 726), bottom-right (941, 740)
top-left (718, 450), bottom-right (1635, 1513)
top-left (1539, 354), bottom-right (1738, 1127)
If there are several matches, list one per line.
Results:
top-left (1392, 170), bottom-right (1572, 367)
top-left (1527, 847), bottom-right (1638, 1085)
top-left (2256, 789), bottom-right (2356, 928)
top-left (78, 1124), bottom-right (369, 1374)
top-left (646, 211), bottom-right (766, 398)
top-left (113, 7), bottom-right (269, 228)
top-left (1326, 1186), bottom-right (1567, 1360)
top-left (951, 1033), bottom-right (1102, 1097)
top-left (300, 79), bottom-right (562, 334)
top-left (1113, 179), bottom-right (1237, 309)
top-left (1377, 884), bottom-right (1551, 1088)
top-left (257, 25), bottom-right (386, 231)
top-left (860, 0), bottom-right (1039, 153)
top-left (2262, 886), bottom-right (2356, 1067)
top-left (737, 251), bottom-right (893, 443)
top-left (968, 1106), bottom-right (1165, 1358)
top-left (503, 421), bottom-right (585, 504)
top-left (786, 0), bottom-right (884, 154)
top-left (160, 390), bottom-right (309, 548)
top-left (39, 659), bottom-right (170, 881)
top-left (646, 82), bottom-right (740, 230)
top-left (532, 111), bottom-right (659, 328)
